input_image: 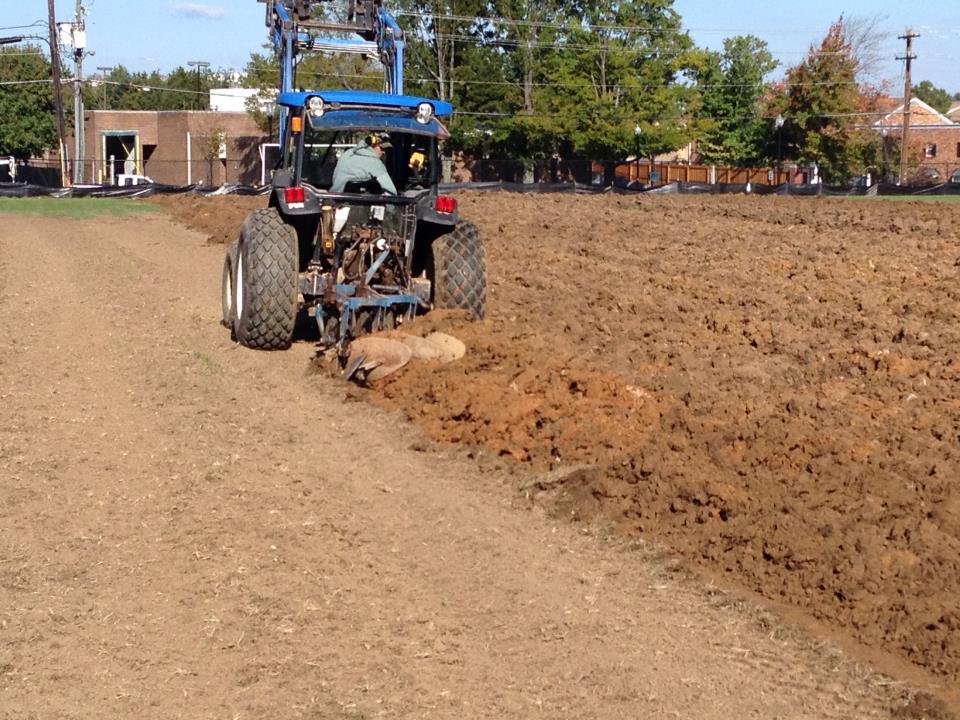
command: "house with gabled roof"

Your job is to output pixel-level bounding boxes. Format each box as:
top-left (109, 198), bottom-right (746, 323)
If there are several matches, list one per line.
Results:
top-left (873, 97), bottom-right (960, 185)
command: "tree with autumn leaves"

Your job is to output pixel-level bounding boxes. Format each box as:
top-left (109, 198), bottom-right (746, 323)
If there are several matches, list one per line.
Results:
top-left (766, 18), bottom-right (885, 183)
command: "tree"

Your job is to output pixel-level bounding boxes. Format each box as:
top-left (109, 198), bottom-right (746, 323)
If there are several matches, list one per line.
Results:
top-left (201, 126), bottom-right (226, 185)
top-left (774, 18), bottom-right (876, 183)
top-left (81, 64), bottom-right (233, 112)
top-left (912, 80), bottom-right (954, 114)
top-left (0, 45), bottom-right (57, 158)
top-left (397, 0), bottom-right (492, 103)
top-left (696, 36), bottom-right (778, 165)
top-left (531, 0), bottom-right (699, 179)
top-left (843, 14), bottom-right (888, 83)
top-left (82, 66), bottom-right (132, 111)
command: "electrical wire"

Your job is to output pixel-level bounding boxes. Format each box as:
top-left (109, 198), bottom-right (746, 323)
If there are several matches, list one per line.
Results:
top-left (429, 33), bottom-right (863, 57)
top-left (0, 79), bottom-right (53, 86)
top-left (395, 11), bottom-right (827, 36)
top-left (0, 21), bottom-right (46, 31)
top-left (96, 79), bottom-right (210, 96)
top-left (454, 109), bottom-right (902, 120)
top-left (252, 67), bottom-right (865, 91)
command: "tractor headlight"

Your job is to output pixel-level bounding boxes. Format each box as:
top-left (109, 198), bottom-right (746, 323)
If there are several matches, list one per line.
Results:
top-left (308, 96), bottom-right (325, 118)
top-left (415, 102), bottom-right (433, 124)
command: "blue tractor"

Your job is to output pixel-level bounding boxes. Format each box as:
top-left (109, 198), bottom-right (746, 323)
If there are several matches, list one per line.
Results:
top-left (221, 0), bottom-right (486, 351)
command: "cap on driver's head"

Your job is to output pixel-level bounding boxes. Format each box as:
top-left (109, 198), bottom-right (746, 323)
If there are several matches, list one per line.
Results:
top-left (367, 132), bottom-right (392, 149)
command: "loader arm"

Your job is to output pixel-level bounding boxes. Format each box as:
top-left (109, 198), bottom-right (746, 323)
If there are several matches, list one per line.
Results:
top-left (259, 0), bottom-right (406, 150)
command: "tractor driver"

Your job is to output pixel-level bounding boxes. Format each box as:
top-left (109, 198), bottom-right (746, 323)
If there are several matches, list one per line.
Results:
top-left (330, 132), bottom-right (398, 195)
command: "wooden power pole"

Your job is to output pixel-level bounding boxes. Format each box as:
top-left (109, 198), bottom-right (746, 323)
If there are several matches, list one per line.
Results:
top-left (897, 29), bottom-right (919, 186)
top-left (47, 0), bottom-right (67, 184)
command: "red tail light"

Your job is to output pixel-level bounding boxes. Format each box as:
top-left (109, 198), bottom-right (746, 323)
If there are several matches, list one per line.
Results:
top-left (285, 186), bottom-right (305, 204)
top-left (435, 195), bottom-right (457, 214)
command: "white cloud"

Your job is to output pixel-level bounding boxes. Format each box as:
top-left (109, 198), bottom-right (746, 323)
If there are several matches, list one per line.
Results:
top-left (169, 3), bottom-right (226, 20)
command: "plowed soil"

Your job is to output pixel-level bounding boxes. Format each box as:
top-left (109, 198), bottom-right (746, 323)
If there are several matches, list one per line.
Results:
top-left (421, 193), bottom-right (960, 687)
top-left (155, 192), bottom-right (960, 705)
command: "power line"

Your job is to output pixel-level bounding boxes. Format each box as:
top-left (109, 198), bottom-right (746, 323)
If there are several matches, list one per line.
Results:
top-left (429, 33), bottom-right (858, 56)
top-left (396, 11), bottom-right (827, 35)
top-left (0, 78), bottom-right (54, 86)
top-left (96, 78), bottom-right (210, 96)
top-left (256, 67), bottom-right (864, 91)
top-left (453, 109), bottom-right (901, 122)
top-left (0, 22), bottom-right (47, 31)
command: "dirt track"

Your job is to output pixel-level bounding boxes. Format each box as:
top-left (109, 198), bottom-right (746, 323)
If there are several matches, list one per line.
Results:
top-left (0, 196), bottom-right (957, 717)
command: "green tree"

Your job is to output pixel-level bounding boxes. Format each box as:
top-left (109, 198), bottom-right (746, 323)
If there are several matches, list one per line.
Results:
top-left (0, 45), bottom-right (57, 157)
top-left (697, 36), bottom-right (777, 165)
top-left (475, 0), bottom-right (567, 178)
top-left (912, 80), bottom-right (954, 114)
top-left (397, 0), bottom-right (491, 103)
top-left (83, 66), bottom-right (132, 111)
top-left (82, 64), bottom-right (225, 112)
top-left (531, 0), bottom-right (700, 179)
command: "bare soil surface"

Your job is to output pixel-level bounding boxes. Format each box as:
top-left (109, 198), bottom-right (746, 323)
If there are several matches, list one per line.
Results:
top-left (0, 198), bottom-right (953, 718)
top-left (152, 191), bottom-right (960, 712)
top-left (430, 193), bottom-right (960, 688)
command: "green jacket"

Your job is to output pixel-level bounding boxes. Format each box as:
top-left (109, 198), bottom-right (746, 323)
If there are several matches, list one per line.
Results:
top-left (330, 144), bottom-right (398, 195)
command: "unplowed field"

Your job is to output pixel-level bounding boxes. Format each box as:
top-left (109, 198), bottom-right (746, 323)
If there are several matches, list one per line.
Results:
top-left (155, 191), bottom-right (960, 701)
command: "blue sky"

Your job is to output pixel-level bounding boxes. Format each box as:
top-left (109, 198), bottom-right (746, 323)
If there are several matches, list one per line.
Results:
top-left (1, 0), bottom-right (957, 92)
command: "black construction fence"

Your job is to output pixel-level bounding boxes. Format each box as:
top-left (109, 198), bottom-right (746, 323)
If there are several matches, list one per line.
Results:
top-left (3, 179), bottom-right (960, 200)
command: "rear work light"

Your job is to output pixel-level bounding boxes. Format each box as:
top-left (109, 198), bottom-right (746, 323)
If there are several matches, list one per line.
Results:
top-left (435, 195), bottom-right (457, 214)
top-left (285, 186), bottom-right (306, 205)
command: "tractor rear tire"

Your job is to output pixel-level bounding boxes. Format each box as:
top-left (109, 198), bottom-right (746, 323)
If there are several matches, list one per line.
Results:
top-left (233, 208), bottom-right (299, 350)
top-left (431, 221), bottom-right (486, 319)
top-left (221, 240), bottom-right (239, 329)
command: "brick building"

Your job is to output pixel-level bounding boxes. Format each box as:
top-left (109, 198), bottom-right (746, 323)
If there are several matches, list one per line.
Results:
top-left (78, 110), bottom-right (269, 186)
top-left (873, 98), bottom-right (960, 185)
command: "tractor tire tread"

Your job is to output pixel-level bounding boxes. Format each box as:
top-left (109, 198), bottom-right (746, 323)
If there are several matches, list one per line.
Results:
top-left (235, 208), bottom-right (298, 350)
top-left (432, 221), bottom-right (487, 319)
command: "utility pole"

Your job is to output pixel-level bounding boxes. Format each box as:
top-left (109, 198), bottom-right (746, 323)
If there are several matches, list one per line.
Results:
top-left (187, 60), bottom-right (210, 110)
top-left (897, 29), bottom-right (919, 186)
top-left (71, 0), bottom-right (88, 184)
top-left (97, 66), bottom-right (112, 109)
top-left (47, 0), bottom-right (67, 184)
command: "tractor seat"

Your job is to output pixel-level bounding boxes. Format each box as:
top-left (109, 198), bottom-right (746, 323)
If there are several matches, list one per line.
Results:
top-left (343, 179), bottom-right (383, 194)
